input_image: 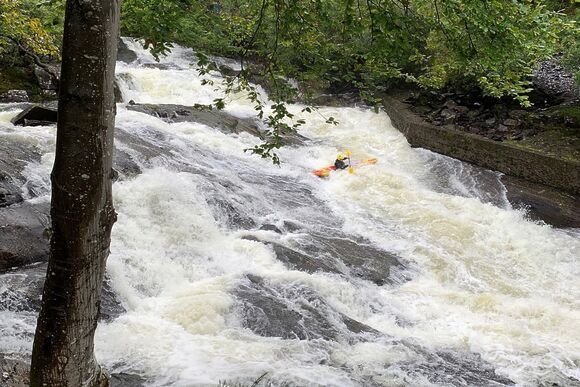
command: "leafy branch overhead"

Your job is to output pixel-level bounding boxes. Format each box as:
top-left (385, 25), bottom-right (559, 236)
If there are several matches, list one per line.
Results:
top-left (120, 0), bottom-right (577, 161)
top-left (195, 52), bottom-right (338, 165)
top-left (0, 0), bottom-right (63, 60)
top-left (120, 0), bottom-right (577, 109)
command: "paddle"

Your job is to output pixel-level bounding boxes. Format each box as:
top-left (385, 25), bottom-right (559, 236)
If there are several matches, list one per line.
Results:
top-left (346, 150), bottom-right (354, 174)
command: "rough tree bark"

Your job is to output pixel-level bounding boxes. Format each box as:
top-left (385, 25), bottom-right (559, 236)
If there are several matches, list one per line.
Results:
top-left (30, 1), bottom-right (120, 386)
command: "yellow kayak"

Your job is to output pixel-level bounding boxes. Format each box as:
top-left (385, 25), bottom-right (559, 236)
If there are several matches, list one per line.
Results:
top-left (313, 158), bottom-right (378, 177)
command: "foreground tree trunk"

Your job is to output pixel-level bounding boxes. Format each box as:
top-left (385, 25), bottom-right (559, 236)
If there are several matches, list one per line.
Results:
top-left (30, 1), bottom-right (120, 386)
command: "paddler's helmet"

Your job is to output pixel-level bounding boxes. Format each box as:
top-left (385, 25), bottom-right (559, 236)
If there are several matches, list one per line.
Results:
top-left (337, 154), bottom-right (344, 160)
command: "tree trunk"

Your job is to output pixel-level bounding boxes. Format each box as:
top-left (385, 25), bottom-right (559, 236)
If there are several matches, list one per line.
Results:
top-left (30, 1), bottom-right (120, 386)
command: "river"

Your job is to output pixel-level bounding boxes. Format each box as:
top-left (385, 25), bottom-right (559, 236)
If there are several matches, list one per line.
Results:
top-left (1, 39), bottom-right (579, 386)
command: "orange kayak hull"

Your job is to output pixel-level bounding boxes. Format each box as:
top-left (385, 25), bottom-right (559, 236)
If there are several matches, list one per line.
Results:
top-left (312, 158), bottom-right (377, 177)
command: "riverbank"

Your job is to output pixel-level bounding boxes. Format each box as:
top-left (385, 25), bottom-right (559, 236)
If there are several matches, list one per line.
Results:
top-left (381, 92), bottom-right (579, 226)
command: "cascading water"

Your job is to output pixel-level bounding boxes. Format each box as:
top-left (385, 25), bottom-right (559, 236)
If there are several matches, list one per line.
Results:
top-left (1, 39), bottom-right (579, 386)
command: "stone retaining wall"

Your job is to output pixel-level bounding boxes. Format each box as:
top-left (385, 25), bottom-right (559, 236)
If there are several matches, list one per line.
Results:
top-left (382, 95), bottom-right (580, 195)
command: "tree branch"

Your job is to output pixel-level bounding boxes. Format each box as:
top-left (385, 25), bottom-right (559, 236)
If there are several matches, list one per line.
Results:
top-left (0, 35), bottom-right (60, 88)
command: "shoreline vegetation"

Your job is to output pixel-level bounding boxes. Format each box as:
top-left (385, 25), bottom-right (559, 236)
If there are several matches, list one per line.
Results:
top-left (1, 0), bottom-right (577, 175)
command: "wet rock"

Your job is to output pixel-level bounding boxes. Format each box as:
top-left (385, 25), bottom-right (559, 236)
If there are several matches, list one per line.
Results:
top-left (282, 220), bottom-right (303, 232)
top-left (0, 201), bottom-right (50, 272)
top-left (412, 105), bottom-right (432, 116)
top-left (11, 105), bottom-right (57, 127)
top-left (0, 355), bottom-right (146, 387)
top-left (206, 196), bottom-right (256, 230)
top-left (259, 224), bottom-right (282, 233)
top-left (114, 80), bottom-right (124, 103)
top-left (218, 64), bottom-right (239, 77)
top-left (100, 279), bottom-right (126, 321)
top-left (533, 56), bottom-right (579, 103)
top-left (0, 181), bottom-right (23, 208)
top-left (0, 138), bottom-right (41, 207)
top-left (117, 38), bottom-right (138, 64)
top-left (307, 235), bottom-right (405, 286)
top-left (0, 90), bottom-right (28, 103)
top-left (309, 92), bottom-right (361, 107)
top-left (266, 234), bottom-right (405, 286)
top-left (402, 349), bottom-right (514, 386)
top-left (110, 372), bottom-right (148, 387)
top-left (270, 243), bottom-right (342, 275)
top-left (233, 274), bottom-right (378, 341)
top-left (502, 175), bottom-right (580, 228)
top-left (0, 262), bottom-right (46, 311)
top-left (113, 148), bottom-right (142, 180)
top-left (142, 63), bottom-right (174, 70)
top-left (127, 103), bottom-right (264, 138)
top-left (0, 262), bottom-right (125, 321)
top-left (33, 64), bottom-right (60, 91)
top-left (443, 99), bottom-right (458, 109)
top-left (114, 127), bottom-right (174, 162)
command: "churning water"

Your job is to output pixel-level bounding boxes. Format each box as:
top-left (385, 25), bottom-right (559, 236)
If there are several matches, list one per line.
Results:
top-left (1, 39), bottom-right (579, 386)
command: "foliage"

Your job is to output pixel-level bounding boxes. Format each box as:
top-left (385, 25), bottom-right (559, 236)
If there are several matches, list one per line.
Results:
top-left (118, 0), bottom-right (578, 160)
top-left (3, 0), bottom-right (576, 105)
top-left (2, 0), bottom-right (577, 160)
top-left (188, 1), bottom-right (575, 107)
top-left (195, 52), bottom-right (338, 163)
top-left (558, 8), bottom-right (579, 88)
top-left (0, 0), bottom-right (63, 59)
top-left (413, 1), bottom-right (572, 106)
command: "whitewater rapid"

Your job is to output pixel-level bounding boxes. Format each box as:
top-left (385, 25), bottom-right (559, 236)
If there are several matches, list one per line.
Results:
top-left (1, 39), bottom-right (579, 386)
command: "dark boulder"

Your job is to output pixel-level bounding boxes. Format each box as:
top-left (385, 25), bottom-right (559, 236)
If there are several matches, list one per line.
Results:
top-left (245, 217), bottom-right (405, 285)
top-left (126, 103), bottom-right (309, 145)
top-left (0, 138), bottom-right (41, 207)
top-left (532, 56), bottom-right (579, 104)
top-left (401, 349), bottom-right (514, 386)
top-left (206, 196), bottom-right (256, 230)
top-left (0, 178), bottom-right (23, 208)
top-left (312, 235), bottom-right (405, 286)
top-left (127, 103), bottom-right (264, 138)
top-left (502, 175), bottom-right (580, 228)
top-left (258, 224), bottom-right (282, 233)
top-left (114, 80), bottom-right (124, 103)
top-left (0, 262), bottom-right (125, 321)
top-left (117, 38), bottom-right (138, 64)
top-left (110, 373), bottom-right (148, 387)
top-left (269, 242), bottom-right (342, 275)
top-left (113, 147), bottom-right (142, 180)
top-left (100, 279), bottom-right (126, 321)
top-left (10, 105), bottom-right (57, 127)
top-left (269, 234), bottom-right (405, 286)
top-left (0, 201), bottom-right (50, 273)
top-left (233, 274), bottom-right (378, 341)
top-left (33, 64), bottom-right (60, 91)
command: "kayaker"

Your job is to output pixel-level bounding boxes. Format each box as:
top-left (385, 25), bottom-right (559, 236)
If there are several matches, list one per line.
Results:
top-left (334, 153), bottom-right (350, 170)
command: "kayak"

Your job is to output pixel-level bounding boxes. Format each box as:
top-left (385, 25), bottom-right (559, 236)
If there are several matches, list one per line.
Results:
top-left (313, 158), bottom-right (378, 177)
